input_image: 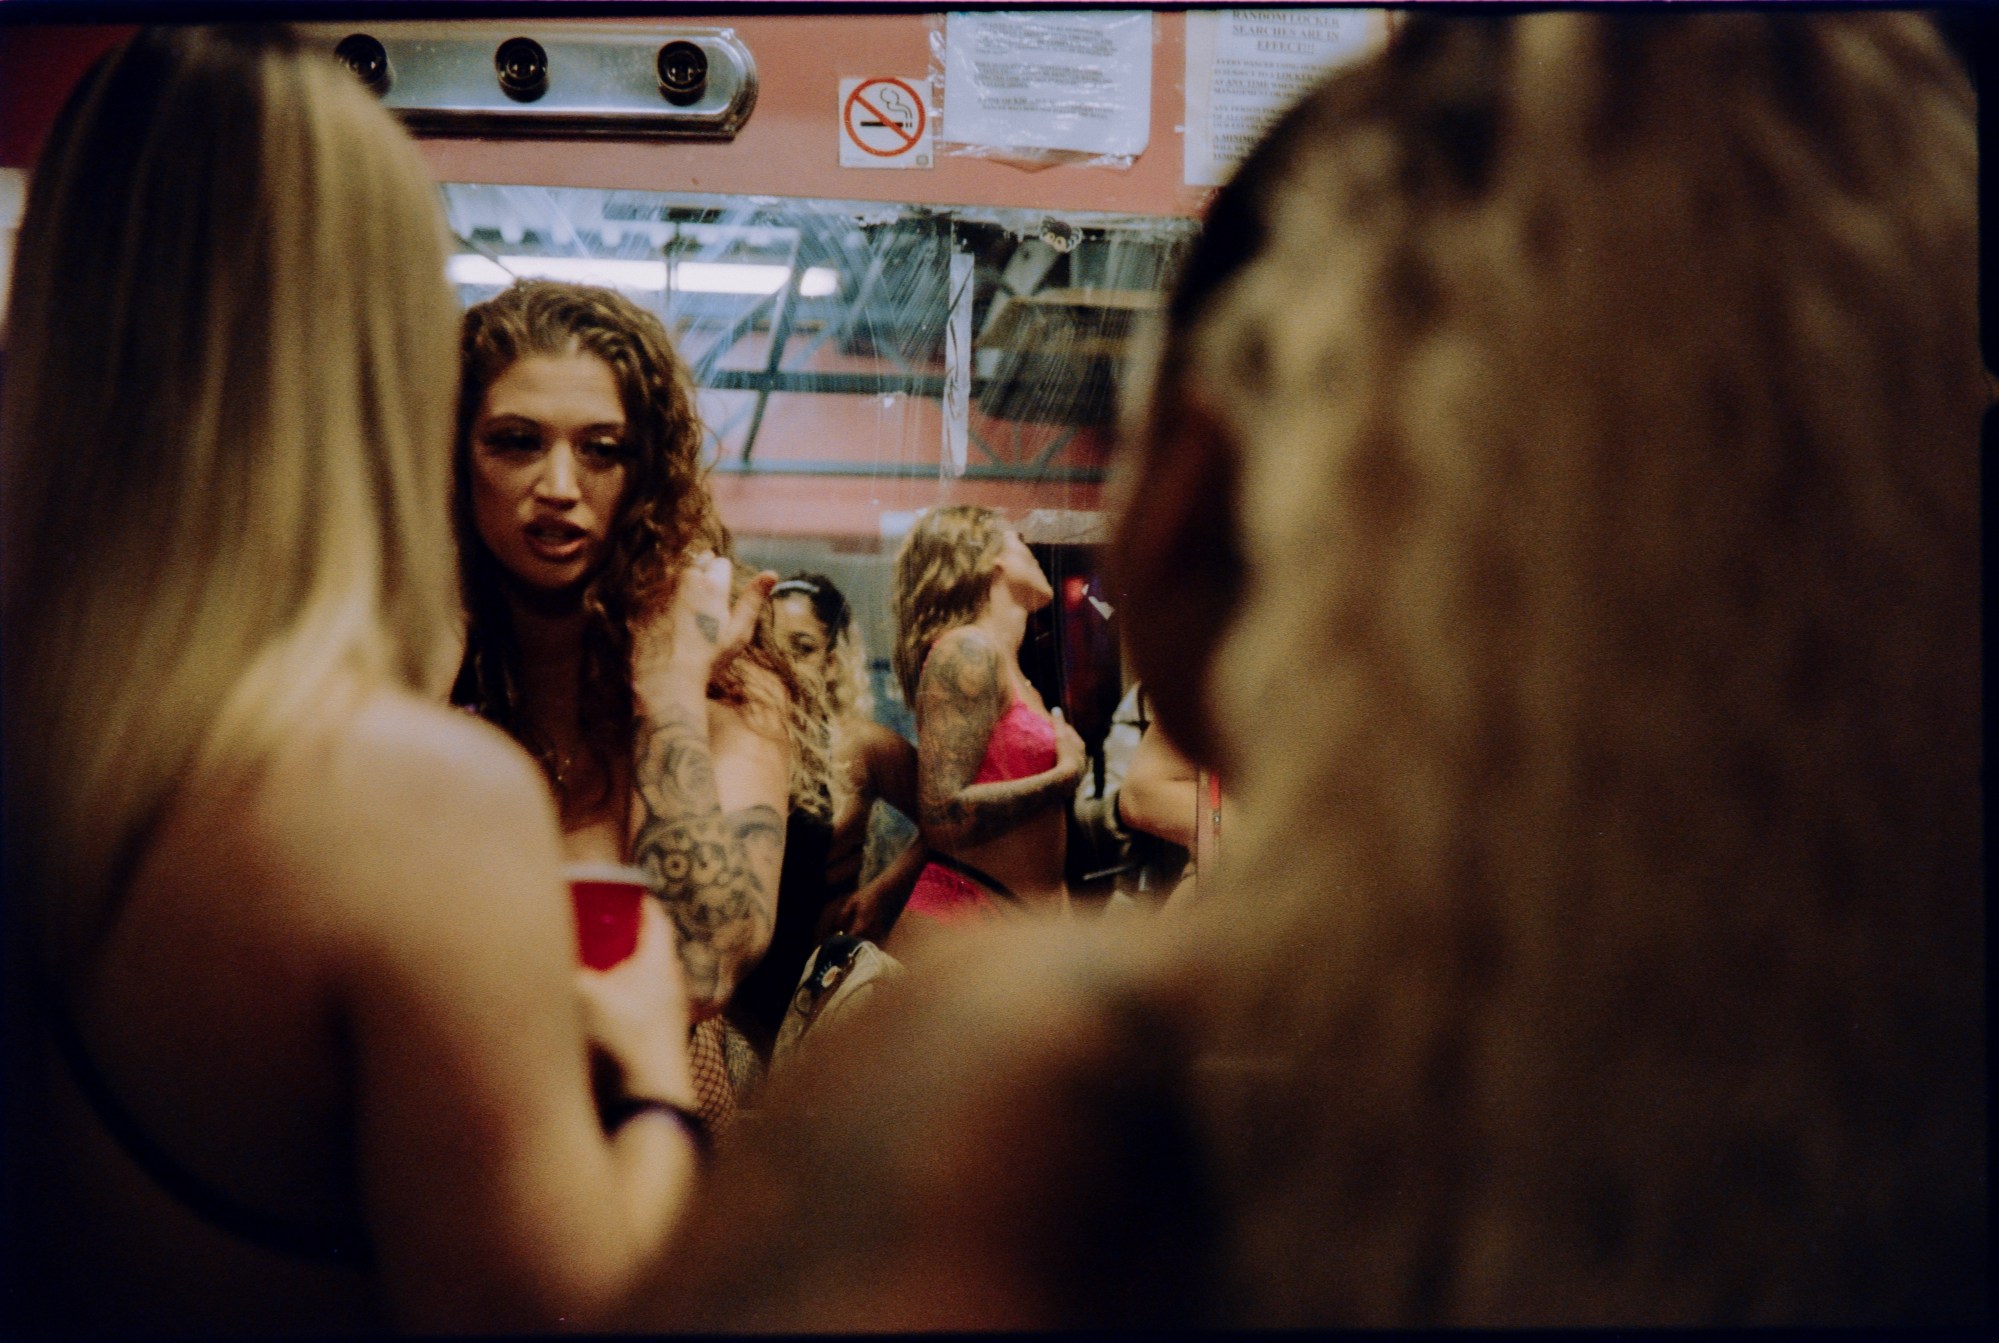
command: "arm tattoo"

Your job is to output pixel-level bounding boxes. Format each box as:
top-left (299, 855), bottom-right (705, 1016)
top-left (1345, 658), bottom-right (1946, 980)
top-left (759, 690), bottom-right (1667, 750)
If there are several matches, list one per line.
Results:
top-left (631, 703), bottom-right (783, 1011)
top-left (916, 632), bottom-right (1074, 849)
top-left (694, 613), bottom-right (721, 646)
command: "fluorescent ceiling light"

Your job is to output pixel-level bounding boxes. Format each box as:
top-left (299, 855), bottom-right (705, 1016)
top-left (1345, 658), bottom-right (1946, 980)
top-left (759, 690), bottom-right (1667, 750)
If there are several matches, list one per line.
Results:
top-left (448, 253), bottom-right (839, 297)
top-left (678, 261), bottom-right (842, 298)
top-left (796, 268), bottom-right (841, 299)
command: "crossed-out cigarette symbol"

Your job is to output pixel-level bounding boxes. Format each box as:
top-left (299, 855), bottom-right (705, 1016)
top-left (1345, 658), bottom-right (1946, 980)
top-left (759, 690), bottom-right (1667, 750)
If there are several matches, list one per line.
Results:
top-left (845, 77), bottom-right (926, 157)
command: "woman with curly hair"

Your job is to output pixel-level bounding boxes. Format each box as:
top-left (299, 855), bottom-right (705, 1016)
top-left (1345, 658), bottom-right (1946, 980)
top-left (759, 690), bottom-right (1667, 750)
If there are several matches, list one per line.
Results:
top-left (884, 506), bottom-right (1087, 958)
top-left (452, 281), bottom-right (827, 1028)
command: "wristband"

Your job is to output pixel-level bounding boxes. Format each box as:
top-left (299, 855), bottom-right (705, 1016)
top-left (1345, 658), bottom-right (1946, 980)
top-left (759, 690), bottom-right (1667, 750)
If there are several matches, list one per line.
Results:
top-left (604, 1095), bottom-right (714, 1163)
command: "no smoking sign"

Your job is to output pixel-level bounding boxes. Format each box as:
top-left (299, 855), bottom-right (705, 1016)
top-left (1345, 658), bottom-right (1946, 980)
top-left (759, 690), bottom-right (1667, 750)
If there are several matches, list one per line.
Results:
top-left (840, 77), bottom-right (932, 169)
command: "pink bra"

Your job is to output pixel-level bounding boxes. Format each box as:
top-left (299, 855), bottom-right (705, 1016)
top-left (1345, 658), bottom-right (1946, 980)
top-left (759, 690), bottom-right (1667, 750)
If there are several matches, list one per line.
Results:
top-left (974, 697), bottom-right (1057, 783)
top-left (902, 696), bottom-right (1055, 926)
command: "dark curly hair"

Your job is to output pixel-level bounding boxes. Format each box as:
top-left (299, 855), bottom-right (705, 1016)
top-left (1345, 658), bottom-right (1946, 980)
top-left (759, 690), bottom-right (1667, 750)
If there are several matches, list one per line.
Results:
top-left (450, 281), bottom-right (828, 821)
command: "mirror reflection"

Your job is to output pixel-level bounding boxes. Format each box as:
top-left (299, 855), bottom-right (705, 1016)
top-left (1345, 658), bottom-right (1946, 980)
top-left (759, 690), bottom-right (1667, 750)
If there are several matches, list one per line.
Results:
top-left (432, 182), bottom-right (1197, 1124)
top-left (1, 11), bottom-right (1980, 1336)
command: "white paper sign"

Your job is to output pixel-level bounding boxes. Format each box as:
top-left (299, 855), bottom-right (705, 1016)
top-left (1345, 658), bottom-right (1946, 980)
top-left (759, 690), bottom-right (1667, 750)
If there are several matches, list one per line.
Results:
top-left (942, 10), bottom-right (1152, 159)
top-left (840, 77), bottom-right (934, 169)
top-left (1184, 8), bottom-right (1387, 187)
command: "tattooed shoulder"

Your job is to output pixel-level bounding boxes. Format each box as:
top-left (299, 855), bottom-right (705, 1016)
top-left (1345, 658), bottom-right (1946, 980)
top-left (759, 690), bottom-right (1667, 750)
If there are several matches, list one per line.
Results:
top-left (920, 627), bottom-right (1005, 713)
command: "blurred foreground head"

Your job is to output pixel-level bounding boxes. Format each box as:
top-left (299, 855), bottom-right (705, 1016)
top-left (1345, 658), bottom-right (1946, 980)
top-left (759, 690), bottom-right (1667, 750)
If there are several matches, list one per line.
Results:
top-left (1116, 10), bottom-right (1983, 1322)
top-left (1, 27), bottom-right (460, 952)
top-left (637, 12), bottom-right (1983, 1330)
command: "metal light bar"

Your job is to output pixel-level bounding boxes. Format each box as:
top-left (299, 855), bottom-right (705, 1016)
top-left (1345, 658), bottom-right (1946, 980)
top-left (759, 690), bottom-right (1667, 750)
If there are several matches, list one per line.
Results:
top-left (298, 23), bottom-right (758, 140)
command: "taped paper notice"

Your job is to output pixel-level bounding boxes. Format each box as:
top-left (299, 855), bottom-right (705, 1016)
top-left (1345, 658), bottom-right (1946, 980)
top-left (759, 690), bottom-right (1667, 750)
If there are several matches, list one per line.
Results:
top-left (1184, 9), bottom-right (1387, 187)
top-left (840, 77), bottom-right (933, 169)
top-left (942, 10), bottom-right (1152, 159)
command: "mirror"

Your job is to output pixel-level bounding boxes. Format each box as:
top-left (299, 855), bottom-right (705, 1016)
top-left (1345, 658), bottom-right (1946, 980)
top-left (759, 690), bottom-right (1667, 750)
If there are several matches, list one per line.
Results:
top-left (441, 181), bottom-right (1196, 897)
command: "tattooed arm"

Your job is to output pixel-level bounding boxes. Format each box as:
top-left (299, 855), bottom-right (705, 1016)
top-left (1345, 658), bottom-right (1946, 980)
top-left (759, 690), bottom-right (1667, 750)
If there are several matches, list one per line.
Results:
top-left (915, 626), bottom-right (1085, 852)
top-left (631, 556), bottom-right (790, 1020)
top-left (629, 700), bottom-right (787, 1019)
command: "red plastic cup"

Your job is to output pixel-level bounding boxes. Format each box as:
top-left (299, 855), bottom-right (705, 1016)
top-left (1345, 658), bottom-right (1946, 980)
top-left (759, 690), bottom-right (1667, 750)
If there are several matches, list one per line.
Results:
top-left (566, 862), bottom-right (651, 971)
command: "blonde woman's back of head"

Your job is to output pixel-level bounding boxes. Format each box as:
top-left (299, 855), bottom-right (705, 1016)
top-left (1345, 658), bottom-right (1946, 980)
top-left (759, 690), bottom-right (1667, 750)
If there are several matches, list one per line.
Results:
top-left (1, 26), bottom-right (462, 960)
top-left (1119, 11), bottom-right (1982, 1325)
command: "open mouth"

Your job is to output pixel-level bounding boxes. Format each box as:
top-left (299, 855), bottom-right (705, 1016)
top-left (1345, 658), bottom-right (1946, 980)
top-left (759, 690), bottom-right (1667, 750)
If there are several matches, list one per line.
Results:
top-left (524, 518), bottom-right (590, 561)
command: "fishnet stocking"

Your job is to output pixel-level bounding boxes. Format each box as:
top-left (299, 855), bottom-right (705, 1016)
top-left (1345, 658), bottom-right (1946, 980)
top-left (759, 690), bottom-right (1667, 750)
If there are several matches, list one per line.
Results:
top-left (688, 1014), bottom-right (767, 1132)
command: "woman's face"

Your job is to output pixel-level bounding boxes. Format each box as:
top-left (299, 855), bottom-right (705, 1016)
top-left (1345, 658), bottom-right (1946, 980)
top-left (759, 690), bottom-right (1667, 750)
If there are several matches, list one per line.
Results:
top-left (772, 593), bottom-right (833, 685)
top-left (469, 351), bottom-right (632, 593)
top-left (989, 528), bottom-right (1054, 610)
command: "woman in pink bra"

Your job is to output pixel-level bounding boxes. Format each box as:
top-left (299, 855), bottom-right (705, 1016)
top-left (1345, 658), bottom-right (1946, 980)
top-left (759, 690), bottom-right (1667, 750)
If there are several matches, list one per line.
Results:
top-left (885, 506), bottom-right (1087, 957)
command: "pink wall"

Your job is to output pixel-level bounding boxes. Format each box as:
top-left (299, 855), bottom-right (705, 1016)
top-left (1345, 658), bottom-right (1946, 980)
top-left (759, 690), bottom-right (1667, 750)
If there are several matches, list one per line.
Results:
top-left (415, 11), bottom-right (1207, 218)
top-left (710, 472), bottom-right (1099, 544)
top-left (0, 14), bottom-right (1207, 216)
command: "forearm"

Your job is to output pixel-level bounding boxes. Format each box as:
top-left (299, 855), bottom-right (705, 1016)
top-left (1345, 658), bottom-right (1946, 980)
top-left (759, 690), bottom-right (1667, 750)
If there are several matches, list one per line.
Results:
top-left (600, 1107), bottom-right (697, 1271)
top-left (1116, 777), bottom-right (1199, 850)
top-left (922, 763), bottom-right (1076, 850)
top-left (631, 699), bottom-right (781, 1016)
top-left (855, 832), bottom-right (927, 926)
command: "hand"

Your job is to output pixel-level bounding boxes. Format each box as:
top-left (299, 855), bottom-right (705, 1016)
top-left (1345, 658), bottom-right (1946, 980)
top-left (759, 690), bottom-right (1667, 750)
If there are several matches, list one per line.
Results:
top-left (817, 893), bottom-right (863, 943)
top-left (632, 553), bottom-right (774, 706)
top-left (715, 567), bottom-right (779, 674)
top-left (1051, 707), bottom-right (1087, 790)
top-left (575, 897), bottom-right (694, 1107)
top-left (819, 889), bottom-right (886, 944)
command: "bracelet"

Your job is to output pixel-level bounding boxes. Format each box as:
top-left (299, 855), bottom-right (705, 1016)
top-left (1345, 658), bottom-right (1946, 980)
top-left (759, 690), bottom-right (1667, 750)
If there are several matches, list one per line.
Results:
top-left (604, 1095), bottom-right (714, 1163)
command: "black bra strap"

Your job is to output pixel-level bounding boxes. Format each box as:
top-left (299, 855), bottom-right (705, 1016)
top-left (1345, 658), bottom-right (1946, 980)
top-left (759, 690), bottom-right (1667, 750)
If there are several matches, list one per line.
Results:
top-left (28, 956), bottom-right (372, 1266)
top-left (928, 851), bottom-right (1023, 905)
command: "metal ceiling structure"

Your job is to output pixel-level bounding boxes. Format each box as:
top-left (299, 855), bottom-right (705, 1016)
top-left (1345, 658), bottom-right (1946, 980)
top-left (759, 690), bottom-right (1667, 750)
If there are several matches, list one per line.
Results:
top-left (439, 183), bottom-right (1195, 479)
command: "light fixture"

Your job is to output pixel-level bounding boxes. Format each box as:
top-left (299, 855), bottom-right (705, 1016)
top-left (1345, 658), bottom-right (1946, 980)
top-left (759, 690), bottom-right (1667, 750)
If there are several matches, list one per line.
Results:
top-left (447, 254), bottom-right (839, 297)
top-left (678, 262), bottom-right (841, 297)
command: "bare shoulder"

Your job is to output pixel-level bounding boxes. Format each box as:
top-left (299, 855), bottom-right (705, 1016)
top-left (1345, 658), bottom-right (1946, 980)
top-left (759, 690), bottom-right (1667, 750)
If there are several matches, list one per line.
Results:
top-left (250, 689), bottom-right (565, 943)
top-left (928, 623), bottom-right (999, 664)
top-left (919, 626), bottom-right (1004, 702)
top-left (295, 690), bottom-right (549, 834)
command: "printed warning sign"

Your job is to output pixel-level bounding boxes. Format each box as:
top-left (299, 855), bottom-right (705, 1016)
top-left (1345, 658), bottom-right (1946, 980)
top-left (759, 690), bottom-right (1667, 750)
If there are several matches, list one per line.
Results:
top-left (840, 77), bottom-right (932, 169)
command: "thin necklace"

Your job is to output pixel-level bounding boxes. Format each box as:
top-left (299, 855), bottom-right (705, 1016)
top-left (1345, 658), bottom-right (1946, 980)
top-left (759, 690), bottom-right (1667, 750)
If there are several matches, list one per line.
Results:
top-left (551, 740), bottom-right (582, 790)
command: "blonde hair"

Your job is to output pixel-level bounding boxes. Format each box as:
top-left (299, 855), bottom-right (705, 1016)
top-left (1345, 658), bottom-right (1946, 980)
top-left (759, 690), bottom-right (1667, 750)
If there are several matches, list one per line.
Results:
top-left (1121, 12), bottom-right (1981, 1322)
top-left (1, 27), bottom-right (462, 960)
top-left (727, 560), bottom-right (837, 823)
top-left (890, 505), bottom-right (1005, 705)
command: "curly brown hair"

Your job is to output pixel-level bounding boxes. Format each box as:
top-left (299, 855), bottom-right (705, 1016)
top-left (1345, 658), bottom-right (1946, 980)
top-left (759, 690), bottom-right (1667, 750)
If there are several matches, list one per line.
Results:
top-left (451, 281), bottom-right (829, 820)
